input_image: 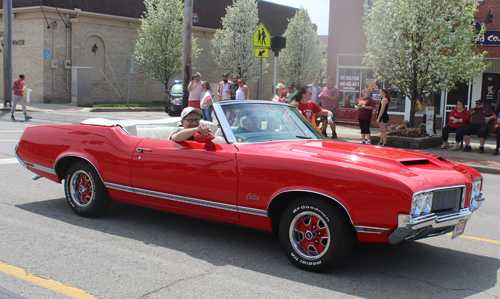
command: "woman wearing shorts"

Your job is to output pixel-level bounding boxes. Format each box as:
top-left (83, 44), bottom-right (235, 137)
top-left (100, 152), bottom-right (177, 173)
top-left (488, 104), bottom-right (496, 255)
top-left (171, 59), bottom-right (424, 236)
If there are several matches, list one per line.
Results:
top-left (376, 89), bottom-right (390, 146)
top-left (355, 88), bottom-right (376, 144)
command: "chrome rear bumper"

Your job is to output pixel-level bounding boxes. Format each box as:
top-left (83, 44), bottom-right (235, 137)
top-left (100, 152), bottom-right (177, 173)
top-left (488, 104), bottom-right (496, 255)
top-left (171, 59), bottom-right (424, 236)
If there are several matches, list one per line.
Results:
top-left (388, 195), bottom-right (484, 244)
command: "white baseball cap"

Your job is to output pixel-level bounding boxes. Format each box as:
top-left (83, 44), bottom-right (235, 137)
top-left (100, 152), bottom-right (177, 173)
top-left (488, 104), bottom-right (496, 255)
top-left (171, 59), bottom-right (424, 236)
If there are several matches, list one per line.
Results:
top-left (180, 107), bottom-right (202, 120)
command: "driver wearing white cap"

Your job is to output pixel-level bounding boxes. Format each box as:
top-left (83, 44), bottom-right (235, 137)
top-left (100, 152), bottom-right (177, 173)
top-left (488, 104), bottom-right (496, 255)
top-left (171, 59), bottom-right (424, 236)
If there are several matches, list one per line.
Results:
top-left (171, 107), bottom-right (211, 142)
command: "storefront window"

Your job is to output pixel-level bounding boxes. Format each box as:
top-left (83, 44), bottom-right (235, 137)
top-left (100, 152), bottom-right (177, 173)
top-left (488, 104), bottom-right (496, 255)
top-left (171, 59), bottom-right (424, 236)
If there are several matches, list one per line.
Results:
top-left (338, 67), bottom-right (441, 115)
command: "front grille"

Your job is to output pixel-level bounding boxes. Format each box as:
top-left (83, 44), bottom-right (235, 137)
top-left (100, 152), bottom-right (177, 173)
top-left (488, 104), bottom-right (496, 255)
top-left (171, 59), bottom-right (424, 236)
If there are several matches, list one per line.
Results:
top-left (431, 188), bottom-right (462, 212)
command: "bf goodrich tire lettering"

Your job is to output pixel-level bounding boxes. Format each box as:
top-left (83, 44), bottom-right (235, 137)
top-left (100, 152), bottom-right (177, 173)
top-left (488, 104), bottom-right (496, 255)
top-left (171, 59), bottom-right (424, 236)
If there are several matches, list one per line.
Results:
top-left (279, 197), bottom-right (353, 271)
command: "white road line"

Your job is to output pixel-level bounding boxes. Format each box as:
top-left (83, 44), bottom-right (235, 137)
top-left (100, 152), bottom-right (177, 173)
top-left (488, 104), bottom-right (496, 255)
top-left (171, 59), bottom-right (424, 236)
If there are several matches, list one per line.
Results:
top-left (0, 158), bottom-right (20, 165)
top-left (0, 140), bottom-right (20, 142)
top-left (0, 131), bottom-right (24, 133)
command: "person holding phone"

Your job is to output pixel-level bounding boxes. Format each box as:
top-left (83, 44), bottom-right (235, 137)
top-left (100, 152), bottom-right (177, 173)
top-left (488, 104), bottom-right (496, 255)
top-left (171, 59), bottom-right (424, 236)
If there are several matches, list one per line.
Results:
top-left (187, 72), bottom-right (203, 108)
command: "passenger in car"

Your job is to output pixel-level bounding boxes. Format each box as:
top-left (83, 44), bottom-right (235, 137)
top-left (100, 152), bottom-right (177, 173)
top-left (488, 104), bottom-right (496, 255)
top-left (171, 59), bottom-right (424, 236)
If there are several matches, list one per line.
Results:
top-left (171, 107), bottom-right (211, 142)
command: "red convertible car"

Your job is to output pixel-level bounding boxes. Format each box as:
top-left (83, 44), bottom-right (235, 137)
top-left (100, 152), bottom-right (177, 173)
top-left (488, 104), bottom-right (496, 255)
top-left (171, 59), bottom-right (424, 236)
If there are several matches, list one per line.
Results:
top-left (15, 101), bottom-right (484, 271)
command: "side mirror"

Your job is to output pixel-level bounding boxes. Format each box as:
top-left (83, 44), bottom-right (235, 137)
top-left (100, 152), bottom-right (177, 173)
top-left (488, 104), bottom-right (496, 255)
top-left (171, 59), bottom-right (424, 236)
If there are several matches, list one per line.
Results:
top-left (194, 133), bottom-right (215, 147)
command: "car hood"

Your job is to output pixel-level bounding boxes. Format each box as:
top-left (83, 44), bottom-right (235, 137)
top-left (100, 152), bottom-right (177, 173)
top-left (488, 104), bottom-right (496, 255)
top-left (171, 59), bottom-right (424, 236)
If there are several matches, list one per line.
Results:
top-left (236, 140), bottom-right (478, 190)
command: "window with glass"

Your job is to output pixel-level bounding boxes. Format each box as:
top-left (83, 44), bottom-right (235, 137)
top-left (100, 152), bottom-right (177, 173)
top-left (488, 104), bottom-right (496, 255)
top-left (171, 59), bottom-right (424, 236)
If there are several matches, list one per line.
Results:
top-left (338, 67), bottom-right (441, 115)
top-left (217, 103), bottom-right (325, 143)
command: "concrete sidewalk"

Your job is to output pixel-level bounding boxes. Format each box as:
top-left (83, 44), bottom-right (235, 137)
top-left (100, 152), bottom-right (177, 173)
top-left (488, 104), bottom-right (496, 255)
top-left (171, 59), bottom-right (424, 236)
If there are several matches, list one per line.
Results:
top-left (3, 102), bottom-right (499, 175)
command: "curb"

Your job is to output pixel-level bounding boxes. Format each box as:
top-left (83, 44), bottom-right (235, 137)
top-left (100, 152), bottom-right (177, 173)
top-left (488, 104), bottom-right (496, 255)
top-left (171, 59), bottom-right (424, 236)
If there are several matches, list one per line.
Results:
top-left (462, 164), bottom-right (500, 175)
top-left (89, 107), bottom-right (165, 112)
top-left (2, 107), bottom-right (165, 113)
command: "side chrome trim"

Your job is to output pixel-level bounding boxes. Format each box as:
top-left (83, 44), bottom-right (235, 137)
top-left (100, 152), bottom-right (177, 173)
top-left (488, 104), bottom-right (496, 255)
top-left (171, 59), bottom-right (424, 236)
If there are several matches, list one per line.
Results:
top-left (355, 226), bottom-right (390, 234)
top-left (268, 189), bottom-right (354, 226)
top-left (237, 206), bottom-right (268, 217)
top-left (134, 187), bottom-right (238, 212)
top-left (14, 143), bottom-right (29, 170)
top-left (105, 182), bottom-right (267, 217)
top-left (23, 161), bottom-right (56, 175)
top-left (105, 182), bottom-right (135, 193)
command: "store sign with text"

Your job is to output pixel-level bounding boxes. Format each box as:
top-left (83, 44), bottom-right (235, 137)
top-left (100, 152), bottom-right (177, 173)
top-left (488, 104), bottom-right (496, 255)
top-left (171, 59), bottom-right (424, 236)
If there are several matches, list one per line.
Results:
top-left (339, 76), bottom-right (360, 92)
top-left (475, 30), bottom-right (500, 46)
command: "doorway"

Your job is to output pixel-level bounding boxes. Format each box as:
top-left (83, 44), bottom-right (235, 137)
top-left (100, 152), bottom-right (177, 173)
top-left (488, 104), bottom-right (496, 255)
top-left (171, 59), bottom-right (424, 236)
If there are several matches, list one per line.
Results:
top-left (482, 73), bottom-right (500, 112)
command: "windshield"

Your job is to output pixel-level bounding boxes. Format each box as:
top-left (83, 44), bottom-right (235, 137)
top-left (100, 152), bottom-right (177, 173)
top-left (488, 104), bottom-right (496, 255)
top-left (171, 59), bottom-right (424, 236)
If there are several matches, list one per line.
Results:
top-left (217, 102), bottom-right (325, 143)
top-left (170, 84), bottom-right (183, 95)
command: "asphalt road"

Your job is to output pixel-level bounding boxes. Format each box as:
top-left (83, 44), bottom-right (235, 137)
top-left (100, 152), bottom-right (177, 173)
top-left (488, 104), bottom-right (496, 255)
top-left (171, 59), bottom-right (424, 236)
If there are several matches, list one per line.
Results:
top-left (0, 109), bottom-right (499, 299)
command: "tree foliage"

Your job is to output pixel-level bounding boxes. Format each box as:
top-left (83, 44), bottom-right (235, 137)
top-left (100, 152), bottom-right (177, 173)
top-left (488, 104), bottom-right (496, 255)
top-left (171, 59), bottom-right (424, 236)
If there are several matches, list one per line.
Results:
top-left (134, 0), bottom-right (201, 91)
top-left (364, 0), bottom-right (487, 127)
top-left (279, 8), bottom-right (324, 88)
top-left (210, 0), bottom-right (266, 82)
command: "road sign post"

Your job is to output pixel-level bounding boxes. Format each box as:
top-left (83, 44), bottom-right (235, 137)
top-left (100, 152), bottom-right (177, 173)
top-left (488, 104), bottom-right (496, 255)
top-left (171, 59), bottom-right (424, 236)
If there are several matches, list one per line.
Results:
top-left (253, 23), bottom-right (271, 101)
top-left (270, 36), bottom-right (286, 97)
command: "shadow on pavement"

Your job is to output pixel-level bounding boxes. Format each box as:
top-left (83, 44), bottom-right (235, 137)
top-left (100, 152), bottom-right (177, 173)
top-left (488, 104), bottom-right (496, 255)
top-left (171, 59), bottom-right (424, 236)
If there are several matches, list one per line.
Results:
top-left (17, 198), bottom-right (500, 298)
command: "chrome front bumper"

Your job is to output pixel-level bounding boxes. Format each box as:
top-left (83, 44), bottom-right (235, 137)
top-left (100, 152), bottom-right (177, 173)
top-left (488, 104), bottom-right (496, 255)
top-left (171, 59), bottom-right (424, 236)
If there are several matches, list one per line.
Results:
top-left (388, 195), bottom-right (484, 244)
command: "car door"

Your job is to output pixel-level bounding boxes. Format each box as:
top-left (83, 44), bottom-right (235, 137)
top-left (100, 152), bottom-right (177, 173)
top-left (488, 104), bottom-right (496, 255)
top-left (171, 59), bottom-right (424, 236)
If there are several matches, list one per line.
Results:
top-left (130, 138), bottom-right (239, 220)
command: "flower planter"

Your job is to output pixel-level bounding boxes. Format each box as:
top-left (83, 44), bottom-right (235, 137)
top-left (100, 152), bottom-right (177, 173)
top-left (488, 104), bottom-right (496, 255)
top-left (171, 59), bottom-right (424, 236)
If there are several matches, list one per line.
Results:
top-left (371, 135), bottom-right (442, 149)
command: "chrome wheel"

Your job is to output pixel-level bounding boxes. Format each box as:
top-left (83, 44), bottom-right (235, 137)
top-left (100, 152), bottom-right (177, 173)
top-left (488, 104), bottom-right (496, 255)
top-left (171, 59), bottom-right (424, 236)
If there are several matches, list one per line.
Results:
top-left (69, 170), bottom-right (94, 208)
top-left (279, 197), bottom-right (353, 271)
top-left (289, 211), bottom-right (331, 260)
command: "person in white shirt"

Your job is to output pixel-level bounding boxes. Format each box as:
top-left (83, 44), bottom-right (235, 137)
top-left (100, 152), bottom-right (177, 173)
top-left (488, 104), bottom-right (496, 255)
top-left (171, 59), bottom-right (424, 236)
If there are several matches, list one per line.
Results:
top-left (217, 73), bottom-right (232, 101)
top-left (235, 78), bottom-right (249, 100)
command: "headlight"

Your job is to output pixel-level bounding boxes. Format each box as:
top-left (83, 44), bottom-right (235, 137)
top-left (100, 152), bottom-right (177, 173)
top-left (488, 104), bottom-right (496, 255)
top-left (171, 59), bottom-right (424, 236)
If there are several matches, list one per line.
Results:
top-left (173, 98), bottom-right (182, 105)
top-left (470, 178), bottom-right (482, 200)
top-left (411, 191), bottom-right (433, 217)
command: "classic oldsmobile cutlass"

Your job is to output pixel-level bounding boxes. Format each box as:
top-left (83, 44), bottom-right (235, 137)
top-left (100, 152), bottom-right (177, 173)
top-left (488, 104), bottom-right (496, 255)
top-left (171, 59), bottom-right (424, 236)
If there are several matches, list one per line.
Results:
top-left (15, 101), bottom-right (484, 271)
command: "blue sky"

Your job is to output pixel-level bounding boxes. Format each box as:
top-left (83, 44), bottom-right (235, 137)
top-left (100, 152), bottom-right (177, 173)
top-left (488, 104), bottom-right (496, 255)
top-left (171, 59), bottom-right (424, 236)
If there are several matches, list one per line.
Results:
top-left (264, 0), bottom-right (330, 36)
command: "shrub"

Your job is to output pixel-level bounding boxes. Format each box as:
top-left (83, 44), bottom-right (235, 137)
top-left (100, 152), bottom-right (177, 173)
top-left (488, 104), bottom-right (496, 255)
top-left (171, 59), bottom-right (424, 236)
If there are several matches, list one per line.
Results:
top-left (387, 122), bottom-right (426, 137)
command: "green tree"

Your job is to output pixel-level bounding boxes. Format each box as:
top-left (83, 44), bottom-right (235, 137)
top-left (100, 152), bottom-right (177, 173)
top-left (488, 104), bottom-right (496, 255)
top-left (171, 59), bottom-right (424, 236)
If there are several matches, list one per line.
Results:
top-left (364, 0), bottom-right (487, 127)
top-left (279, 8), bottom-right (324, 88)
top-left (134, 0), bottom-right (201, 91)
top-left (210, 0), bottom-right (266, 82)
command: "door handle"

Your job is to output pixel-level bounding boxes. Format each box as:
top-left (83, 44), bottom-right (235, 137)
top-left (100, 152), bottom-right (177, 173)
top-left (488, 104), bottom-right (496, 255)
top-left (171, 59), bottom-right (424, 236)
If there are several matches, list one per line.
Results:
top-left (136, 148), bottom-right (153, 153)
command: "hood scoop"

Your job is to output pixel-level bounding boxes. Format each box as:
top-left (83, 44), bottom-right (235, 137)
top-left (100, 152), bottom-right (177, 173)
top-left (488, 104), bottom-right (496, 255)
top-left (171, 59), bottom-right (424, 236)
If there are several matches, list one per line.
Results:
top-left (400, 159), bottom-right (430, 166)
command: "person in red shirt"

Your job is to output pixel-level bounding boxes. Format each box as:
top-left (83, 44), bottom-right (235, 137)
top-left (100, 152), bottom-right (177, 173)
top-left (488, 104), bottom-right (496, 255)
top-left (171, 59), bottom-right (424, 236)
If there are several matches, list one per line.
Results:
top-left (290, 86), bottom-right (333, 130)
top-left (11, 74), bottom-right (32, 121)
top-left (355, 89), bottom-right (376, 144)
top-left (441, 100), bottom-right (470, 150)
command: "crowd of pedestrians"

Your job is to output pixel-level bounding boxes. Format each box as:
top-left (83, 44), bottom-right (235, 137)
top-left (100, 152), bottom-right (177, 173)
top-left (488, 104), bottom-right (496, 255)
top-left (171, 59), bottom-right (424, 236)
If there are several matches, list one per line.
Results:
top-left (183, 73), bottom-right (500, 153)
top-left (440, 98), bottom-right (500, 155)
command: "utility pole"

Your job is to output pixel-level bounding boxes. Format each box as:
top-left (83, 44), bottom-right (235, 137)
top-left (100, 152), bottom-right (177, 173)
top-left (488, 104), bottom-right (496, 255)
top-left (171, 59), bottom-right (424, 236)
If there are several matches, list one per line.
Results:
top-left (3, 0), bottom-right (13, 107)
top-left (182, 0), bottom-right (193, 109)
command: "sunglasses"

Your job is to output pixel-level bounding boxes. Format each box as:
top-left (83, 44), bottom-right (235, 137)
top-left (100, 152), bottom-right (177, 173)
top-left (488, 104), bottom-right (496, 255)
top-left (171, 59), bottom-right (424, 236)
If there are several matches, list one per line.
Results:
top-left (233, 77), bottom-right (237, 80)
top-left (238, 81), bottom-right (243, 83)
top-left (184, 118), bottom-right (200, 123)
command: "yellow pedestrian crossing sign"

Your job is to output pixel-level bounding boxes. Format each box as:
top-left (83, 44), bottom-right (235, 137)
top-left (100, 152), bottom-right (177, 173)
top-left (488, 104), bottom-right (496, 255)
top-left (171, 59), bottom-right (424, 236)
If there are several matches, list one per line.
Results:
top-left (255, 48), bottom-right (269, 58)
top-left (253, 23), bottom-right (271, 48)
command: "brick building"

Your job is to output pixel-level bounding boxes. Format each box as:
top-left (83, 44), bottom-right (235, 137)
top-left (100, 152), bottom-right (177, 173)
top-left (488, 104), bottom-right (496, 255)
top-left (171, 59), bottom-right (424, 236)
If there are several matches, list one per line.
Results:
top-left (327, 0), bottom-right (500, 127)
top-left (0, 0), bottom-right (298, 104)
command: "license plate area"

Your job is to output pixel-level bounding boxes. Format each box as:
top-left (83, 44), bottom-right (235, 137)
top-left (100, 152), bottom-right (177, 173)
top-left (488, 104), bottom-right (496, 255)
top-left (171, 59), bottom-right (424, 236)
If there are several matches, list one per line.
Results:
top-left (452, 220), bottom-right (466, 239)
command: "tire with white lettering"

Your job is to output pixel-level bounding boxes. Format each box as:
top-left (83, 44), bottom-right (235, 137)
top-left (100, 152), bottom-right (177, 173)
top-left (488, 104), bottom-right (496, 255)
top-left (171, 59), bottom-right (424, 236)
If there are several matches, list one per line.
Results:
top-left (279, 197), bottom-right (353, 271)
top-left (64, 161), bottom-right (111, 217)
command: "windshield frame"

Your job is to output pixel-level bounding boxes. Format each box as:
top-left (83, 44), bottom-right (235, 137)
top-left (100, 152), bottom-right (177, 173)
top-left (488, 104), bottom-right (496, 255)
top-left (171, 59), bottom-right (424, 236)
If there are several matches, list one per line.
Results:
top-left (212, 100), bottom-right (325, 144)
